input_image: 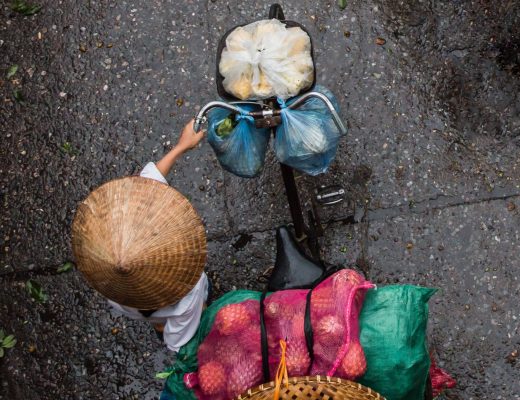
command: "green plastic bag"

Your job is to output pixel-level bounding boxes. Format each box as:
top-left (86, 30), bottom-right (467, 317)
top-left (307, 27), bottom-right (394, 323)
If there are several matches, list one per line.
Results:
top-left (358, 285), bottom-right (437, 400)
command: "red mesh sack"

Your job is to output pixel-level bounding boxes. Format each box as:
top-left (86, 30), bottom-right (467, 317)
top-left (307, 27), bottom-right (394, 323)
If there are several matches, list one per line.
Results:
top-left (265, 269), bottom-right (373, 379)
top-left (264, 289), bottom-right (310, 378)
top-left (186, 270), bottom-right (373, 400)
top-left (188, 300), bottom-right (263, 400)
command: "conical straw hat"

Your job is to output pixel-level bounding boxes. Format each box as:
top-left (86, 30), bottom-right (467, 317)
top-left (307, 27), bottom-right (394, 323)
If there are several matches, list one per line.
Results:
top-left (71, 176), bottom-right (207, 310)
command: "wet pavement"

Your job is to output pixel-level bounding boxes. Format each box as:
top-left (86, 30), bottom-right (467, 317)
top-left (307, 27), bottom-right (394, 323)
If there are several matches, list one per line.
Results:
top-left (1, 0), bottom-right (519, 399)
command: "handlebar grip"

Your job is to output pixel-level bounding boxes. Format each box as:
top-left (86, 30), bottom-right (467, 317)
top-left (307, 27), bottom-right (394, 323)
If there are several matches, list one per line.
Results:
top-left (193, 118), bottom-right (203, 133)
top-left (193, 101), bottom-right (249, 133)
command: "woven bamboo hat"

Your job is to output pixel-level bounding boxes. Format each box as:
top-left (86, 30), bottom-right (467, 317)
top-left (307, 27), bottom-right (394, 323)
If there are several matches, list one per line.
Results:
top-left (71, 176), bottom-right (207, 310)
top-left (235, 376), bottom-right (386, 400)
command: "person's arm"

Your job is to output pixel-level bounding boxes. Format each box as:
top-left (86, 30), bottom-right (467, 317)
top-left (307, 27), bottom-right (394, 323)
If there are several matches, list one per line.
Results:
top-left (155, 119), bottom-right (205, 177)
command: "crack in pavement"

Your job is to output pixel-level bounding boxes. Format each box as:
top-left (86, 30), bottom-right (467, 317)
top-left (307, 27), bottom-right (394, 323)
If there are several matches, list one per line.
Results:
top-left (6, 189), bottom-right (518, 280)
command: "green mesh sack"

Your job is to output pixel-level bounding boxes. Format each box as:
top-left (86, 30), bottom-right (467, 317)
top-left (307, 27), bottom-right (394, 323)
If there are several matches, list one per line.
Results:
top-left (358, 285), bottom-right (437, 400)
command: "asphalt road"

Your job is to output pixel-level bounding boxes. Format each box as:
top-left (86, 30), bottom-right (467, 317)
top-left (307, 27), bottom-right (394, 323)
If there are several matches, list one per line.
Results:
top-left (1, 0), bottom-right (519, 399)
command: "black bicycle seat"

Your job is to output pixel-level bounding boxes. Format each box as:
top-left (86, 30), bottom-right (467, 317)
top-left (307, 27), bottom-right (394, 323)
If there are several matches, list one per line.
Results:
top-left (267, 226), bottom-right (325, 291)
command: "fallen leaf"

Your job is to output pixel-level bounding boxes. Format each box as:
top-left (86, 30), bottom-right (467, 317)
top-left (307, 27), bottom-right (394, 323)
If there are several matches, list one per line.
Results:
top-left (156, 371), bottom-right (173, 379)
top-left (2, 335), bottom-right (16, 349)
top-left (13, 89), bottom-right (25, 104)
top-left (406, 242), bottom-right (414, 250)
top-left (57, 261), bottom-right (74, 273)
top-left (25, 280), bottom-right (48, 303)
top-left (10, 0), bottom-right (42, 16)
top-left (79, 44), bottom-right (87, 53)
top-left (7, 65), bottom-right (18, 79)
top-left (176, 98), bottom-right (184, 107)
top-left (375, 37), bottom-right (386, 45)
top-left (60, 141), bottom-right (75, 155)
top-left (338, 0), bottom-right (347, 10)
top-left (507, 202), bottom-right (516, 211)
top-left (343, 31), bottom-right (351, 38)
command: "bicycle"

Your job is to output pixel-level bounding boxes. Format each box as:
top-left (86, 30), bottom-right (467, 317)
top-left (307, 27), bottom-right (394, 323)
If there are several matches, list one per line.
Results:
top-left (194, 3), bottom-right (347, 263)
top-left (193, 4), bottom-right (434, 399)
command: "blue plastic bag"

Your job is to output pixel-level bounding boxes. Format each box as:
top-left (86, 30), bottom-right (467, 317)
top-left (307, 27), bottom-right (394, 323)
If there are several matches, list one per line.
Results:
top-left (207, 105), bottom-right (270, 178)
top-left (274, 85), bottom-right (344, 175)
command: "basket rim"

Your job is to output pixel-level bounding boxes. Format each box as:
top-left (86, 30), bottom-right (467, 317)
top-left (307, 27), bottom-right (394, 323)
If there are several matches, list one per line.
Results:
top-left (235, 375), bottom-right (386, 400)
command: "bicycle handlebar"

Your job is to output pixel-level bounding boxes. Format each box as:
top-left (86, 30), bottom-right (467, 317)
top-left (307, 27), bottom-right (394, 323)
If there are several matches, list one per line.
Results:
top-left (193, 91), bottom-right (347, 135)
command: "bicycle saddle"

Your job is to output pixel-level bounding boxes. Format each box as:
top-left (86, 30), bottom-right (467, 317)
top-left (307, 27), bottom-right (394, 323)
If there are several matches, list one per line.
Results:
top-left (267, 226), bottom-right (325, 291)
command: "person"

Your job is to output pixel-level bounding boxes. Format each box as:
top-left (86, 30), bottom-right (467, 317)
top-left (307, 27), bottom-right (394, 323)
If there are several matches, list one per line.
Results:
top-left (71, 119), bottom-right (208, 353)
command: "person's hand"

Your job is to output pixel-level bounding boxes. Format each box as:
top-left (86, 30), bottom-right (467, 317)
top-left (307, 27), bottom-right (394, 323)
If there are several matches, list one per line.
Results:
top-left (155, 119), bottom-right (205, 177)
top-left (176, 119), bottom-right (205, 153)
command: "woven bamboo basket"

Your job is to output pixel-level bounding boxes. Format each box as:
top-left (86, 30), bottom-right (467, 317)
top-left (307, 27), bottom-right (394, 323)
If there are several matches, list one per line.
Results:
top-left (235, 376), bottom-right (385, 400)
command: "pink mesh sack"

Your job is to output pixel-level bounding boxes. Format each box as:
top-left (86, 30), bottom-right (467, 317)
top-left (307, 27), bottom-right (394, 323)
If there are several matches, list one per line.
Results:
top-left (264, 289), bottom-right (310, 379)
top-left (312, 269), bottom-right (374, 377)
top-left (265, 269), bottom-right (373, 379)
top-left (186, 270), bottom-right (373, 400)
top-left (188, 300), bottom-right (263, 400)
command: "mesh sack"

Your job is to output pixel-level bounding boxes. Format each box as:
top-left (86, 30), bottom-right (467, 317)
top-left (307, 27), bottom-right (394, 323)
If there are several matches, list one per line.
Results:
top-left (188, 300), bottom-right (263, 400)
top-left (185, 270), bottom-right (373, 400)
top-left (263, 289), bottom-right (310, 378)
top-left (274, 86), bottom-right (344, 175)
top-left (265, 269), bottom-right (373, 380)
top-left (430, 355), bottom-right (456, 397)
top-left (207, 105), bottom-right (270, 178)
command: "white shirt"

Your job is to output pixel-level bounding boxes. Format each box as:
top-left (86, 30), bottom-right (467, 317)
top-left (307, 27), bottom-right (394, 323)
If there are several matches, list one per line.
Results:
top-left (108, 162), bottom-right (208, 352)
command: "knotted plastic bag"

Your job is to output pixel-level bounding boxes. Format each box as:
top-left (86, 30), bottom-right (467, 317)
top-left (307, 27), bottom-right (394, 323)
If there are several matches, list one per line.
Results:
top-left (274, 86), bottom-right (344, 175)
top-left (219, 19), bottom-right (314, 100)
top-left (207, 105), bottom-right (270, 178)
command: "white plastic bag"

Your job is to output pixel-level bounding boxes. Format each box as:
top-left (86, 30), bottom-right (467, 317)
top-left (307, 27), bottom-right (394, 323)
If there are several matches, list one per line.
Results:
top-left (219, 19), bottom-right (314, 100)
